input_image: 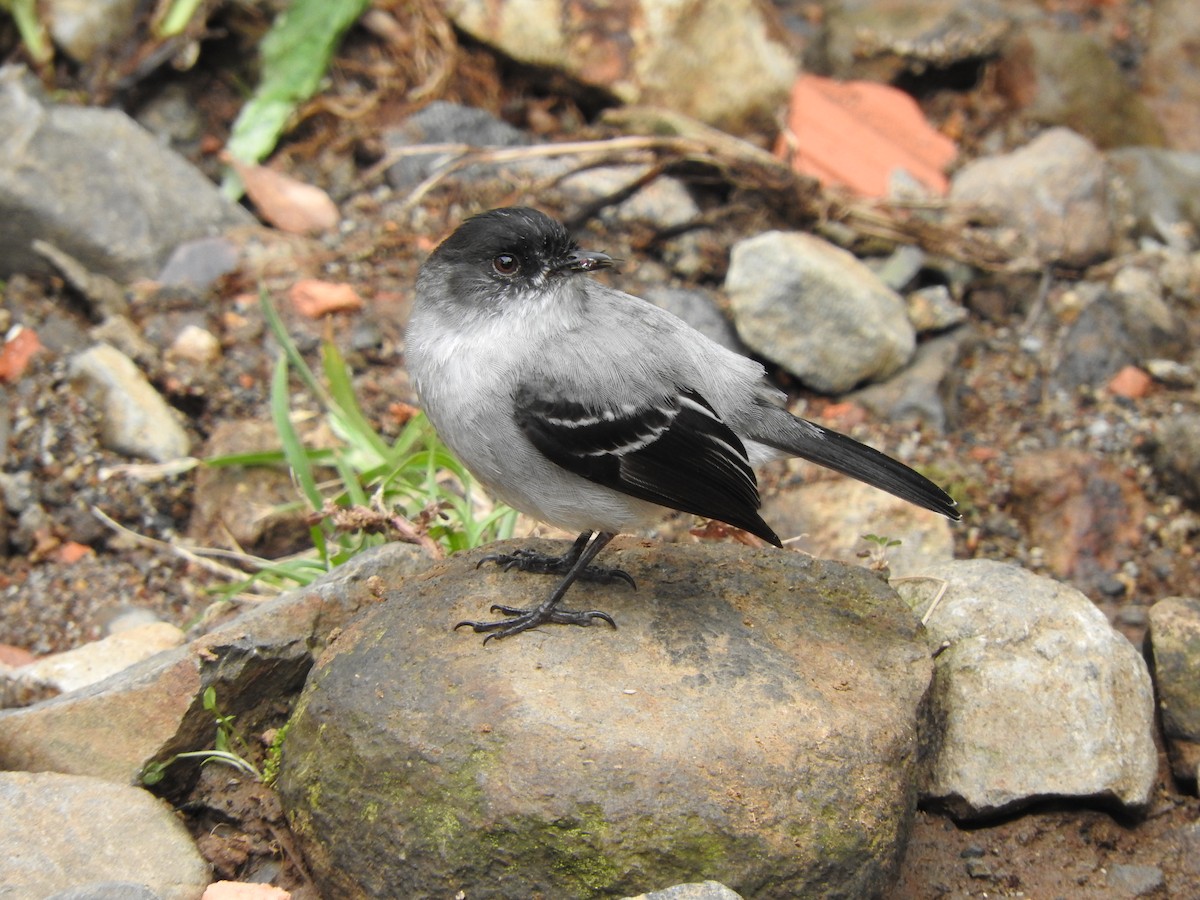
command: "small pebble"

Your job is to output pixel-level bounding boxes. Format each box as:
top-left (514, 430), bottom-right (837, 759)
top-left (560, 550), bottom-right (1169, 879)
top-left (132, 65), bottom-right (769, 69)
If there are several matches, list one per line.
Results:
top-left (68, 343), bottom-right (192, 461)
top-left (905, 284), bottom-right (968, 333)
top-left (1107, 863), bottom-right (1164, 896)
top-left (965, 859), bottom-right (993, 879)
top-left (1145, 358), bottom-right (1195, 387)
top-left (1107, 365), bottom-right (1152, 399)
top-left (167, 324), bottom-right (222, 364)
top-left (1115, 606), bottom-right (1148, 627)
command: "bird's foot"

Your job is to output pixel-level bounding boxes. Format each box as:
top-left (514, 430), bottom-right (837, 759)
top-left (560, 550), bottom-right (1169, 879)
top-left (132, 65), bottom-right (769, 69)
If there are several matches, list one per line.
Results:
top-left (476, 547), bottom-right (636, 589)
top-left (455, 604), bottom-right (616, 643)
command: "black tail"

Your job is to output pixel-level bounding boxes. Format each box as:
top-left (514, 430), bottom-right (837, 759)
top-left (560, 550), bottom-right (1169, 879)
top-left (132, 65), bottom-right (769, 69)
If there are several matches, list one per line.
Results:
top-left (749, 405), bottom-right (961, 520)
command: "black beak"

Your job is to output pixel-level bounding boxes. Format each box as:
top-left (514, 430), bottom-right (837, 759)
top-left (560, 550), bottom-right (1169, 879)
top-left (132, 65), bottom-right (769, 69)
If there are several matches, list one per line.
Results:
top-left (553, 250), bottom-right (614, 274)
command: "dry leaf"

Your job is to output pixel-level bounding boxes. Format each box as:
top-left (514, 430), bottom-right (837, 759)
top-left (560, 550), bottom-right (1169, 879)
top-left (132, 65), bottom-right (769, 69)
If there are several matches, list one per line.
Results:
top-left (226, 156), bottom-right (340, 234)
top-left (288, 279), bottom-right (364, 317)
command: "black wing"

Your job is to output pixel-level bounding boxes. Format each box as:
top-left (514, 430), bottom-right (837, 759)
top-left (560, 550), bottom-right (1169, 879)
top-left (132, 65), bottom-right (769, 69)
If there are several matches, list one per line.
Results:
top-left (514, 383), bottom-right (781, 546)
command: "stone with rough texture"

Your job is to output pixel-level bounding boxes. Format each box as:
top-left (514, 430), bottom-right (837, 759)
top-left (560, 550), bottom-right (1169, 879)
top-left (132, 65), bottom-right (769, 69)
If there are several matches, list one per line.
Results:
top-left (904, 286), bottom-right (968, 335)
top-left (1052, 271), bottom-right (1187, 394)
top-left (0, 66), bottom-right (249, 280)
top-left (2, 620), bottom-right (185, 700)
top-left (0, 543), bottom-right (429, 784)
top-left (996, 27), bottom-right (1165, 149)
top-left (157, 236), bottom-right (241, 291)
top-left (45, 884), bottom-right (164, 900)
top-left (824, 0), bottom-right (1012, 82)
top-left (43, 0), bottom-right (141, 64)
top-left (559, 166), bottom-right (701, 232)
top-left (278, 540), bottom-right (935, 899)
top-left (1141, 0), bottom-right (1200, 150)
top-left (437, 0), bottom-right (795, 135)
top-left (850, 331), bottom-right (967, 432)
top-left (725, 231), bottom-right (915, 393)
top-left (0, 771), bottom-right (210, 899)
top-left (1108, 148), bottom-right (1200, 241)
top-left (897, 559), bottom-right (1157, 820)
top-left (950, 127), bottom-right (1113, 266)
top-left (68, 343), bottom-right (192, 462)
top-left (1147, 596), bottom-right (1200, 787)
top-left (1150, 415), bottom-right (1200, 510)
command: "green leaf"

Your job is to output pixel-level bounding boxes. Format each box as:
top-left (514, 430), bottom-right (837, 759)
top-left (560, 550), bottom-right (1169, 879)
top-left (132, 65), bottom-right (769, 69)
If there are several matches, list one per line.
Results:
top-left (222, 0), bottom-right (371, 197)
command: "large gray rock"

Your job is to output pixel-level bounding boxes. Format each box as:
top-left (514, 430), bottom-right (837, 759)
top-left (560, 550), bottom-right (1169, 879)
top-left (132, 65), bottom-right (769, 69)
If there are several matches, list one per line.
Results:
top-left (950, 127), bottom-right (1113, 267)
top-left (898, 559), bottom-right (1158, 820)
top-left (725, 231), bottom-right (915, 393)
top-left (0, 66), bottom-right (250, 280)
top-left (278, 540), bottom-right (935, 899)
top-left (558, 165), bottom-right (702, 232)
top-left (0, 771), bottom-right (210, 899)
top-left (437, 0), bottom-right (795, 135)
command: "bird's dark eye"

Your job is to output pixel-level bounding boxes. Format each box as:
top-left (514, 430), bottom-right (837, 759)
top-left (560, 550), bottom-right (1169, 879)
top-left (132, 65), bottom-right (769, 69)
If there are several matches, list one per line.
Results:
top-left (492, 254), bottom-right (520, 276)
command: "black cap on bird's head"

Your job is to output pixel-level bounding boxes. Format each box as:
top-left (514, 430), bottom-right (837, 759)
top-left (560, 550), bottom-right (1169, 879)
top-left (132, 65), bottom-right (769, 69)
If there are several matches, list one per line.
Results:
top-left (427, 208), bottom-right (613, 288)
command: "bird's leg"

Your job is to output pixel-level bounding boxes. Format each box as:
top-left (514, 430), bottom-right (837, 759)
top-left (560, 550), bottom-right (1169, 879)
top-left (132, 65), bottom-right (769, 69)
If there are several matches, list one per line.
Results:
top-left (457, 531), bottom-right (622, 642)
top-left (476, 531), bottom-right (635, 588)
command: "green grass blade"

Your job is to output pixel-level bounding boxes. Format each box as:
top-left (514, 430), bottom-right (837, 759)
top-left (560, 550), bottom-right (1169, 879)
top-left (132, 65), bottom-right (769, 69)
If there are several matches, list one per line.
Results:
top-left (2, 0), bottom-right (52, 63)
top-left (271, 355), bottom-right (322, 510)
top-left (321, 339), bottom-right (390, 461)
top-left (260, 290), bottom-right (328, 403)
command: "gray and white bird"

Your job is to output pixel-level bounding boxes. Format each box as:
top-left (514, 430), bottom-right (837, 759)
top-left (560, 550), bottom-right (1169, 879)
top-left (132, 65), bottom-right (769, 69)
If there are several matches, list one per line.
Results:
top-left (405, 207), bottom-right (959, 641)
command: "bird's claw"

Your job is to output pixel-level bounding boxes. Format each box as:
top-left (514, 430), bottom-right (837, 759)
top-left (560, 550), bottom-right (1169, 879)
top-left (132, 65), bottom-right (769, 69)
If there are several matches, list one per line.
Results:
top-left (476, 548), bottom-right (635, 589)
top-left (454, 605), bottom-right (617, 644)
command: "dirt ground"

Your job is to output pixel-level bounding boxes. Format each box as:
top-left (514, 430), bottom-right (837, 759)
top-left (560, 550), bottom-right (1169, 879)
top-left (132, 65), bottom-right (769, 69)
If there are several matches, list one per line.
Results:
top-left (895, 756), bottom-right (1199, 898)
top-left (2, 2), bottom-right (1199, 897)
